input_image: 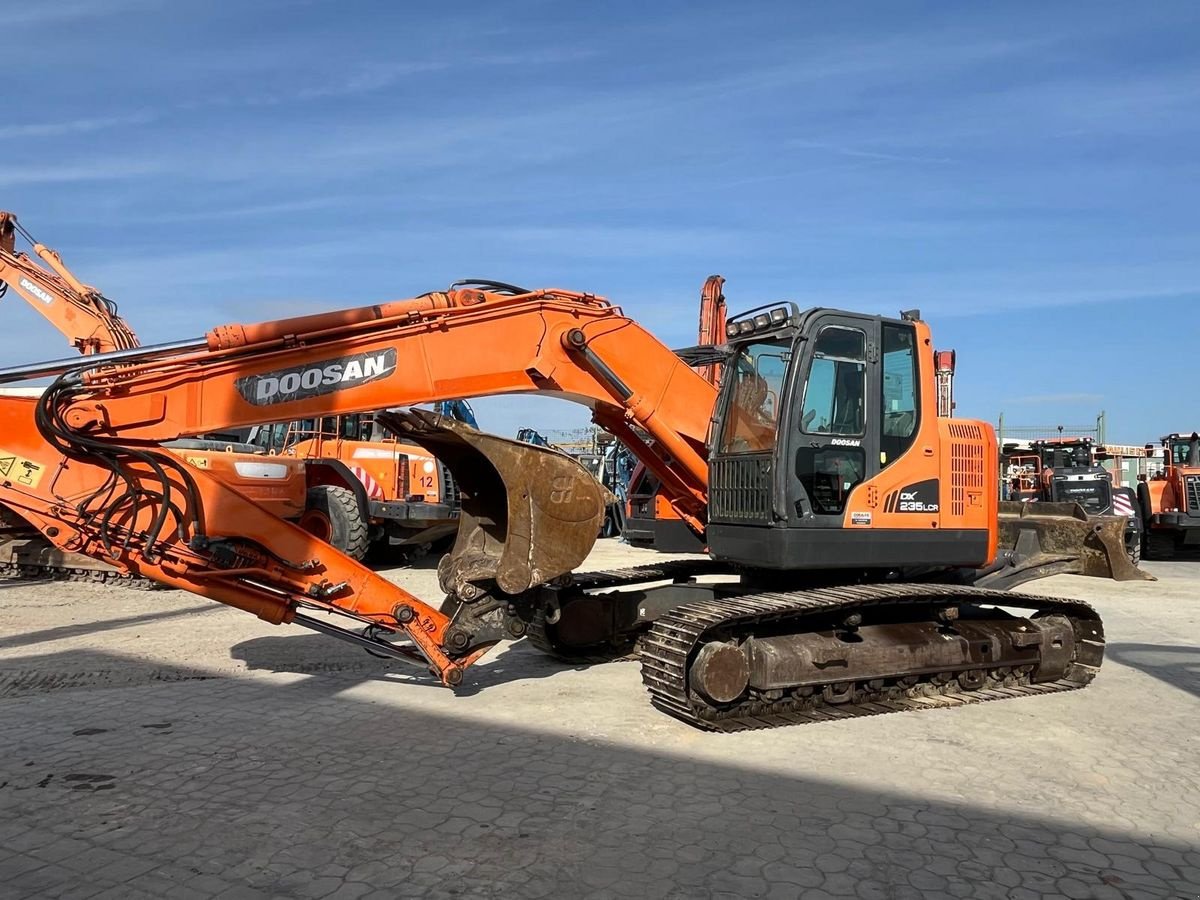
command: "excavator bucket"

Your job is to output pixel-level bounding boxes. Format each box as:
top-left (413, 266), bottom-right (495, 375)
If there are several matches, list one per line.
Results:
top-left (378, 409), bottom-right (614, 597)
top-left (978, 501), bottom-right (1153, 589)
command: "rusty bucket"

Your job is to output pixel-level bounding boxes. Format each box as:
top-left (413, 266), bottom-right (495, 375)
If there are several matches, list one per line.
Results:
top-left (984, 501), bottom-right (1152, 589)
top-left (378, 409), bottom-right (613, 597)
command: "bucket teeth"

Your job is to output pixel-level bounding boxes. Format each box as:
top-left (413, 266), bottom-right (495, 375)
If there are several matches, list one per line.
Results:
top-left (378, 409), bottom-right (613, 596)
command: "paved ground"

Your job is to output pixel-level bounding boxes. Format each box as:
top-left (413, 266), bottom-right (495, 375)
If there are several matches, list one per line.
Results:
top-left (0, 541), bottom-right (1198, 899)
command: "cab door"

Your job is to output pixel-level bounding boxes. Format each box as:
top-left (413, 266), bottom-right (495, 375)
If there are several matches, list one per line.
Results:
top-left (783, 314), bottom-right (880, 529)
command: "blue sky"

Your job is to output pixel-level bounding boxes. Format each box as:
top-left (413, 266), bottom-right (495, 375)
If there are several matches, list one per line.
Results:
top-left (2, 0), bottom-right (1197, 442)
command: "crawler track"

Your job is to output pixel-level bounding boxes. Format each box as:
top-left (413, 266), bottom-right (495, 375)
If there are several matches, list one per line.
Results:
top-left (0, 560), bottom-right (157, 590)
top-left (640, 584), bottom-right (1103, 732)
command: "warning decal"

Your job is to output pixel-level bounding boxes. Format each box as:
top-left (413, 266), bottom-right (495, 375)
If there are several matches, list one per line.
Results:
top-left (0, 450), bottom-right (45, 488)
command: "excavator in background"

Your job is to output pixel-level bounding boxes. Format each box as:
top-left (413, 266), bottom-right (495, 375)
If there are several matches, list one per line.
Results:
top-left (625, 275), bottom-right (726, 551)
top-left (0, 212), bottom-right (382, 579)
top-left (1138, 432), bottom-right (1200, 558)
top-left (0, 277), bottom-right (1140, 730)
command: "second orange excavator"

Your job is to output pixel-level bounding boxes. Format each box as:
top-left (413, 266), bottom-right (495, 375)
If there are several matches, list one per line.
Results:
top-left (0, 278), bottom-right (1138, 730)
top-left (0, 213), bottom-right (475, 568)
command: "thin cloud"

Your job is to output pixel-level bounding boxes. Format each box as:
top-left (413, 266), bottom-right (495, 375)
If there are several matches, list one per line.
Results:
top-left (789, 138), bottom-right (955, 165)
top-left (0, 112), bottom-right (155, 140)
top-left (0, 160), bottom-right (168, 187)
top-left (185, 48), bottom-right (598, 109)
top-left (8, 0), bottom-right (161, 27)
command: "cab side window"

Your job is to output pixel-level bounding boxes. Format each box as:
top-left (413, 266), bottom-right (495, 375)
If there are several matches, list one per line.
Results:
top-left (880, 323), bottom-right (918, 466)
top-left (799, 326), bottom-right (865, 435)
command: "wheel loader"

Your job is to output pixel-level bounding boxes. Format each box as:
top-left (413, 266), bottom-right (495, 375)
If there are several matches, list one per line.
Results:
top-left (999, 437), bottom-right (1142, 564)
top-left (1138, 432), bottom-right (1200, 558)
top-left (0, 279), bottom-right (1144, 730)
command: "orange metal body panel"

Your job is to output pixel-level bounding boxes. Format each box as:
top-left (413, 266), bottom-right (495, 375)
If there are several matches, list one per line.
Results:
top-left (170, 448), bottom-right (308, 520)
top-left (835, 322), bottom-right (996, 561)
top-left (290, 435), bottom-right (441, 504)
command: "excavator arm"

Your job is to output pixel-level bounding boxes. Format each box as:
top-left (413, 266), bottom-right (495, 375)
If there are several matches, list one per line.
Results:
top-left (0, 284), bottom-right (717, 684)
top-left (0, 213), bottom-right (138, 355)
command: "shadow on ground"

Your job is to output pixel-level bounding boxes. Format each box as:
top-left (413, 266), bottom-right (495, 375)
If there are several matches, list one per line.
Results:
top-left (1107, 642), bottom-right (1200, 700)
top-left (230, 631), bottom-right (586, 697)
top-left (0, 646), bottom-right (1196, 899)
top-left (0, 604), bottom-right (220, 652)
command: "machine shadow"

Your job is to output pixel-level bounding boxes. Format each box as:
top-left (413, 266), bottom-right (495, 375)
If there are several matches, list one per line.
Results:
top-left (1106, 642), bottom-right (1200, 700)
top-left (0, 647), bottom-right (1196, 899)
top-left (0, 647), bottom-right (218, 699)
top-left (0, 602), bottom-right (220, 652)
top-left (229, 632), bottom-right (588, 697)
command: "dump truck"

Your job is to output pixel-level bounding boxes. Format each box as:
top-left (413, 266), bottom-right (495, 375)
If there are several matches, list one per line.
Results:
top-left (248, 413), bottom-right (459, 560)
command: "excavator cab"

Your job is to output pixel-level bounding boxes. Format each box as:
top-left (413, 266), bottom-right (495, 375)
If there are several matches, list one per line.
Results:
top-left (706, 305), bottom-right (993, 571)
top-left (705, 305), bottom-right (1143, 584)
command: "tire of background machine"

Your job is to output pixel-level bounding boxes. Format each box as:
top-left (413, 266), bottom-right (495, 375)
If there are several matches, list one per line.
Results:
top-left (1145, 530), bottom-right (1175, 561)
top-left (304, 485), bottom-right (370, 561)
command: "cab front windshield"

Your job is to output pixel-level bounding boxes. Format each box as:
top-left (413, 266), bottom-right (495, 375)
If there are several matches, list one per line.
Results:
top-left (718, 340), bottom-right (790, 453)
top-left (1169, 437), bottom-right (1200, 467)
top-left (1038, 443), bottom-right (1093, 469)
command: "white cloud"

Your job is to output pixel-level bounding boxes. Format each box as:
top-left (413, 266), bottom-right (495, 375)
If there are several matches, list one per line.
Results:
top-left (0, 113), bottom-right (155, 141)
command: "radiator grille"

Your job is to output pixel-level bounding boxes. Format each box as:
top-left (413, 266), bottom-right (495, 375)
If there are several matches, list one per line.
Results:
top-left (948, 423), bottom-right (984, 441)
top-left (439, 462), bottom-right (461, 513)
top-left (709, 455), bottom-right (772, 523)
top-left (950, 441), bottom-right (986, 517)
top-left (1187, 475), bottom-right (1200, 515)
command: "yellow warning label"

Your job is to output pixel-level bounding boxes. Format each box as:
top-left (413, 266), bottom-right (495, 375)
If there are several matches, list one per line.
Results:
top-left (0, 449), bottom-right (45, 488)
top-left (185, 456), bottom-right (210, 469)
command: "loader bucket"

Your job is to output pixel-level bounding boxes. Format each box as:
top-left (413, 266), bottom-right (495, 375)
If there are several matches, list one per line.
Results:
top-left (979, 501), bottom-right (1153, 590)
top-left (378, 409), bottom-right (614, 597)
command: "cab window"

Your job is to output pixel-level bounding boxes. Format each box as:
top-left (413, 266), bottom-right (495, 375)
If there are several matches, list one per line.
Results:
top-left (718, 340), bottom-right (790, 453)
top-left (800, 326), bottom-right (865, 436)
top-left (880, 323), bottom-right (918, 465)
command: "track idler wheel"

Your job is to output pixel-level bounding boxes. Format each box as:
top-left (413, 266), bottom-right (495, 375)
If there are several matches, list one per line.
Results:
top-left (690, 641), bottom-right (750, 705)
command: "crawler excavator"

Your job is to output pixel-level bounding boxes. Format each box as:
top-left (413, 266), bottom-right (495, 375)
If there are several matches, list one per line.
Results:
top-left (0, 281), bottom-right (1139, 730)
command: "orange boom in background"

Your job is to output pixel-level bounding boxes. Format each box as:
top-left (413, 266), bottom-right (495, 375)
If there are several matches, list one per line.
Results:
top-left (0, 213), bottom-right (462, 574)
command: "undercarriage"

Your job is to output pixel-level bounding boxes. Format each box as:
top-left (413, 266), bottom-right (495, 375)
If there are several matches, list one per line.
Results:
top-left (434, 560), bottom-right (1104, 731)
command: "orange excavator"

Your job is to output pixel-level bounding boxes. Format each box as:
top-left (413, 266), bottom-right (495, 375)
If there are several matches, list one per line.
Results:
top-left (0, 279), bottom-right (1136, 730)
top-left (0, 213), bottom-right (364, 579)
top-left (625, 275), bottom-right (725, 551)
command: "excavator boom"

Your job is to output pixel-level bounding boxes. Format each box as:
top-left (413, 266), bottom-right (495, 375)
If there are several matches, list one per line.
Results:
top-left (0, 285), bottom-right (714, 686)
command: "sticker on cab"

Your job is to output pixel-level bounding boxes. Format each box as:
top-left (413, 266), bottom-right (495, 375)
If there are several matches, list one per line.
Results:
top-left (850, 511), bottom-right (872, 526)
